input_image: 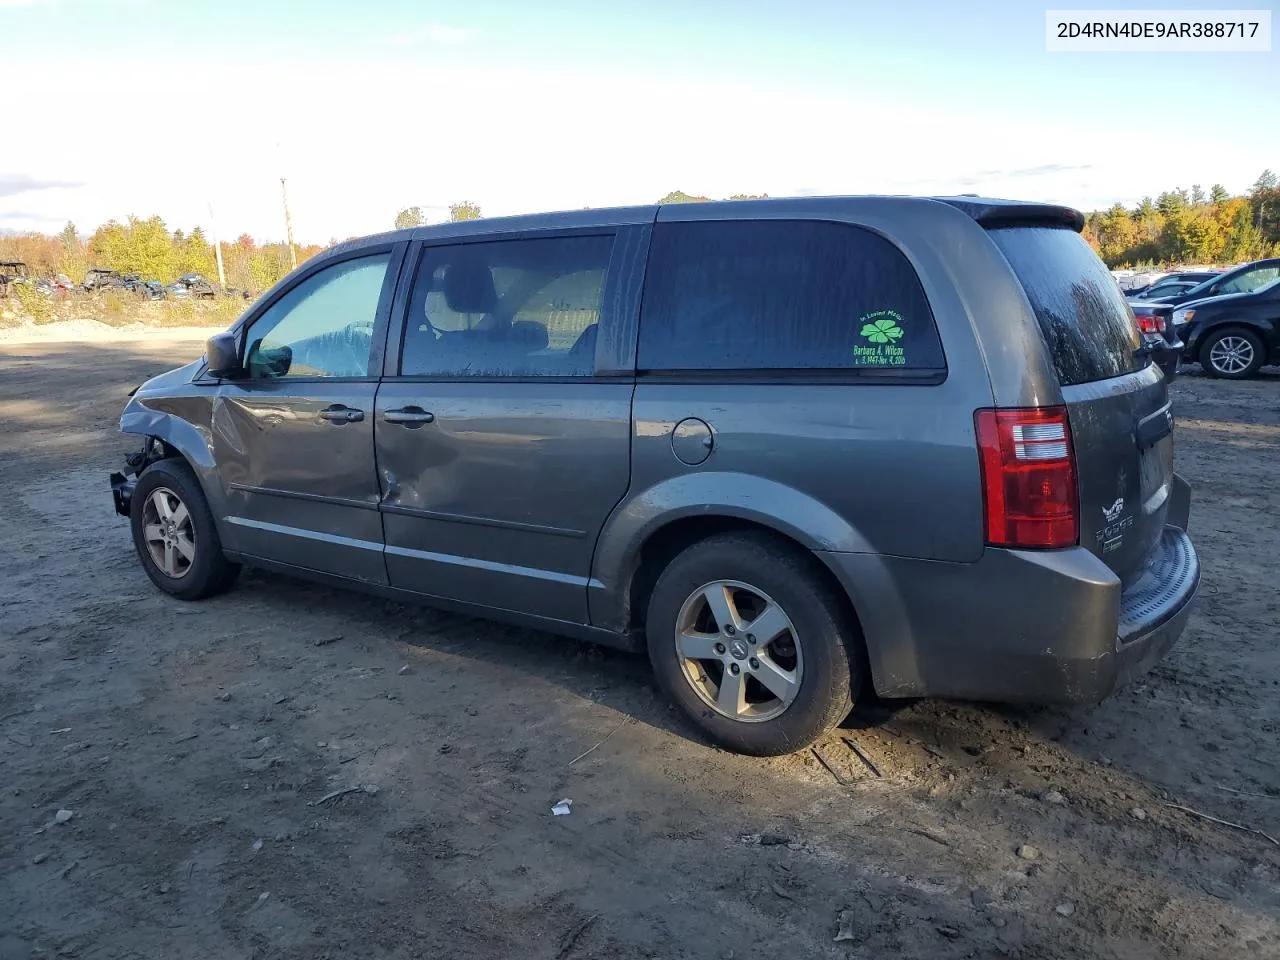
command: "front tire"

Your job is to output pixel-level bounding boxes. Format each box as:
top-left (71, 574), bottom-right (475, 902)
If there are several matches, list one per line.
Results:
top-left (129, 458), bottom-right (240, 600)
top-left (645, 532), bottom-right (859, 756)
top-left (1200, 328), bottom-right (1264, 379)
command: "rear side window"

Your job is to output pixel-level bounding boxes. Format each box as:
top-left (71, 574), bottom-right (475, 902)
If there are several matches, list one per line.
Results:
top-left (989, 227), bottom-right (1142, 386)
top-left (637, 220), bottom-right (944, 374)
top-left (400, 235), bottom-right (613, 378)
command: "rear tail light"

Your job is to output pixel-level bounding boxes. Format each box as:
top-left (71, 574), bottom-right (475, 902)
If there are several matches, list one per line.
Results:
top-left (1135, 313), bottom-right (1163, 335)
top-left (975, 407), bottom-right (1078, 549)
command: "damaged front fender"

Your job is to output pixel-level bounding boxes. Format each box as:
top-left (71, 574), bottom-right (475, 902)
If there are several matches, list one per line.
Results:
top-left (111, 356), bottom-right (227, 537)
top-left (120, 396), bottom-right (217, 472)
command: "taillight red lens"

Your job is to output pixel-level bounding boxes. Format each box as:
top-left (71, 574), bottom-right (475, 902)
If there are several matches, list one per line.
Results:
top-left (1135, 314), bottom-right (1162, 335)
top-left (975, 407), bottom-right (1078, 549)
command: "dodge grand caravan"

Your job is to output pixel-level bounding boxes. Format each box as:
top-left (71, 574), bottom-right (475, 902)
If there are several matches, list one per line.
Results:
top-left (109, 196), bottom-right (1199, 756)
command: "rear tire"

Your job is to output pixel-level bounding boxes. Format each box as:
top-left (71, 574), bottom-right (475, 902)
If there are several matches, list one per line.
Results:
top-left (645, 532), bottom-right (859, 756)
top-left (1200, 327), bottom-right (1264, 379)
top-left (129, 458), bottom-right (240, 600)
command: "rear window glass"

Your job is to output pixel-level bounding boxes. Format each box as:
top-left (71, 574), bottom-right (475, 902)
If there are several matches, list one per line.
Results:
top-left (989, 227), bottom-right (1142, 386)
top-left (638, 220), bottom-right (944, 373)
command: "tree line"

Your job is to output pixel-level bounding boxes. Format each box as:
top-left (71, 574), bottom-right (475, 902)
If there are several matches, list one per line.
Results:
top-left (1083, 170), bottom-right (1280, 267)
top-left (394, 201), bottom-right (482, 229)
top-left (0, 217), bottom-right (327, 294)
top-left (7, 175), bottom-right (1273, 295)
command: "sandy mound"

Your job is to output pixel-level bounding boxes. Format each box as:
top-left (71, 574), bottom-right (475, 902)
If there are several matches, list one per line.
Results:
top-left (0, 318), bottom-right (223, 344)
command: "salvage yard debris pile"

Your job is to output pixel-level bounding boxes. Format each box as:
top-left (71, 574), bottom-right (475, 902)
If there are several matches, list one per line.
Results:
top-left (0, 217), bottom-right (326, 297)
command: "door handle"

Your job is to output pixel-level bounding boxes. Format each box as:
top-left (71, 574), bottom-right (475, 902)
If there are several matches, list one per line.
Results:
top-left (319, 405), bottom-right (364, 423)
top-left (384, 406), bottom-right (435, 426)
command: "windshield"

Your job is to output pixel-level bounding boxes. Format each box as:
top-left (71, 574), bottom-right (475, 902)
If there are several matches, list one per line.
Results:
top-left (1185, 262), bottom-right (1280, 299)
top-left (1220, 265), bottom-right (1280, 295)
top-left (1139, 282), bottom-right (1190, 298)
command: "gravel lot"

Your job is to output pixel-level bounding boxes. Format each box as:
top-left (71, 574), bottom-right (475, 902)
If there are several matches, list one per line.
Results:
top-left (1, 339), bottom-right (1278, 960)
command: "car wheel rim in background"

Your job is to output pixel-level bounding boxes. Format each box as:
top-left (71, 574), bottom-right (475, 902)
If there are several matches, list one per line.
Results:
top-left (1209, 336), bottom-right (1254, 374)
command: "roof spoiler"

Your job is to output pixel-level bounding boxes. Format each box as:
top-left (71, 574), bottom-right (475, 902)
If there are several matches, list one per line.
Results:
top-left (933, 197), bottom-right (1085, 232)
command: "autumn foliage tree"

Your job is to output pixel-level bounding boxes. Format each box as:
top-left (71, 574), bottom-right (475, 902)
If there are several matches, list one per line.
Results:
top-left (1083, 172), bottom-right (1280, 267)
top-left (657, 190), bottom-right (712, 204)
top-left (394, 207), bottom-right (426, 229)
top-left (659, 191), bottom-right (768, 203)
top-left (0, 216), bottom-right (327, 295)
top-left (0, 231), bottom-right (63, 278)
top-left (448, 201), bottom-right (482, 222)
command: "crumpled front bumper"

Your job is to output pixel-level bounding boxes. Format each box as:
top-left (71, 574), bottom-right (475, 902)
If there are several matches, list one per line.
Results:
top-left (110, 470), bottom-right (135, 517)
top-left (110, 439), bottom-right (155, 517)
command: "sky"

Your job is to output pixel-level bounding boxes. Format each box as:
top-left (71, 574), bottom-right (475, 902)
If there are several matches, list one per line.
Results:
top-left (0, 0), bottom-right (1276, 243)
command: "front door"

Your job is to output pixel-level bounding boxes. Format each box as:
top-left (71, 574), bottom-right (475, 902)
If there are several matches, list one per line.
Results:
top-left (213, 247), bottom-right (401, 583)
top-left (375, 233), bottom-right (634, 623)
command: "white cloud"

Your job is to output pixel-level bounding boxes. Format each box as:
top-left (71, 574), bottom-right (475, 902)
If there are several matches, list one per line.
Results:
top-left (385, 23), bottom-right (476, 48)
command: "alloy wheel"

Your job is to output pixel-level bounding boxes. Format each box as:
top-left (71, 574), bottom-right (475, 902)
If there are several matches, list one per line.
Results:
top-left (1209, 336), bottom-right (1255, 375)
top-left (674, 580), bottom-right (804, 722)
top-left (141, 486), bottom-right (196, 579)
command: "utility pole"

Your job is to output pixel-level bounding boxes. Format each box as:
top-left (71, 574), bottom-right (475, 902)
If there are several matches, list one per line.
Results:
top-left (207, 202), bottom-right (227, 291)
top-left (280, 177), bottom-right (298, 270)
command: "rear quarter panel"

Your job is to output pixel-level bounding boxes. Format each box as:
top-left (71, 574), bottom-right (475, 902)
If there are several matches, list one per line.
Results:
top-left (590, 198), bottom-right (1040, 630)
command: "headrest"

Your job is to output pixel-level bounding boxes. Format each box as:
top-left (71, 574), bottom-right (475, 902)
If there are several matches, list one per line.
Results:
top-left (442, 261), bottom-right (498, 314)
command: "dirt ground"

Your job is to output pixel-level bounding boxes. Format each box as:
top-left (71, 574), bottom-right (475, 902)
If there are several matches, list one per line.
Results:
top-left (1, 339), bottom-right (1277, 960)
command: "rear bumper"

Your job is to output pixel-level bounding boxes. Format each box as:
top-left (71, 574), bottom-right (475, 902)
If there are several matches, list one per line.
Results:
top-left (821, 489), bottom-right (1198, 704)
top-left (1141, 332), bottom-right (1183, 382)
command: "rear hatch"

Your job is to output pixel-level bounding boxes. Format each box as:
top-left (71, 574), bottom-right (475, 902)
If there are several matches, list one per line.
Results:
top-left (989, 227), bottom-right (1173, 586)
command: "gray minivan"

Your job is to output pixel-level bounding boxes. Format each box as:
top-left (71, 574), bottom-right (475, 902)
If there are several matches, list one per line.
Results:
top-left (110, 197), bottom-right (1199, 755)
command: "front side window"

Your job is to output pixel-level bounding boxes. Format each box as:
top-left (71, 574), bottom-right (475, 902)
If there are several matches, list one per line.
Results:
top-left (400, 235), bottom-right (613, 377)
top-left (636, 220), bottom-right (945, 373)
top-left (244, 253), bottom-right (391, 379)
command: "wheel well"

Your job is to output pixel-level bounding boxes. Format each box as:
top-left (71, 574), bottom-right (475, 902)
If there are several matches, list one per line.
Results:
top-left (625, 516), bottom-right (867, 655)
top-left (1199, 324), bottom-right (1263, 348)
top-left (1198, 324), bottom-right (1266, 363)
top-left (128, 435), bottom-right (185, 474)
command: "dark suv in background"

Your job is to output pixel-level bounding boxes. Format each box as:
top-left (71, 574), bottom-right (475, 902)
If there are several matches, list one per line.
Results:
top-left (109, 197), bottom-right (1199, 755)
top-left (1174, 276), bottom-right (1280, 378)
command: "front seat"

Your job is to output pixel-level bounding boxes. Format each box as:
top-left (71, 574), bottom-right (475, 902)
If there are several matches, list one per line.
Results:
top-left (567, 323), bottom-right (598, 373)
top-left (414, 259), bottom-right (504, 373)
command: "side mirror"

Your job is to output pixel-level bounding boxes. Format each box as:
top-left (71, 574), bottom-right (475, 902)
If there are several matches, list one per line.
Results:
top-left (205, 331), bottom-right (244, 379)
